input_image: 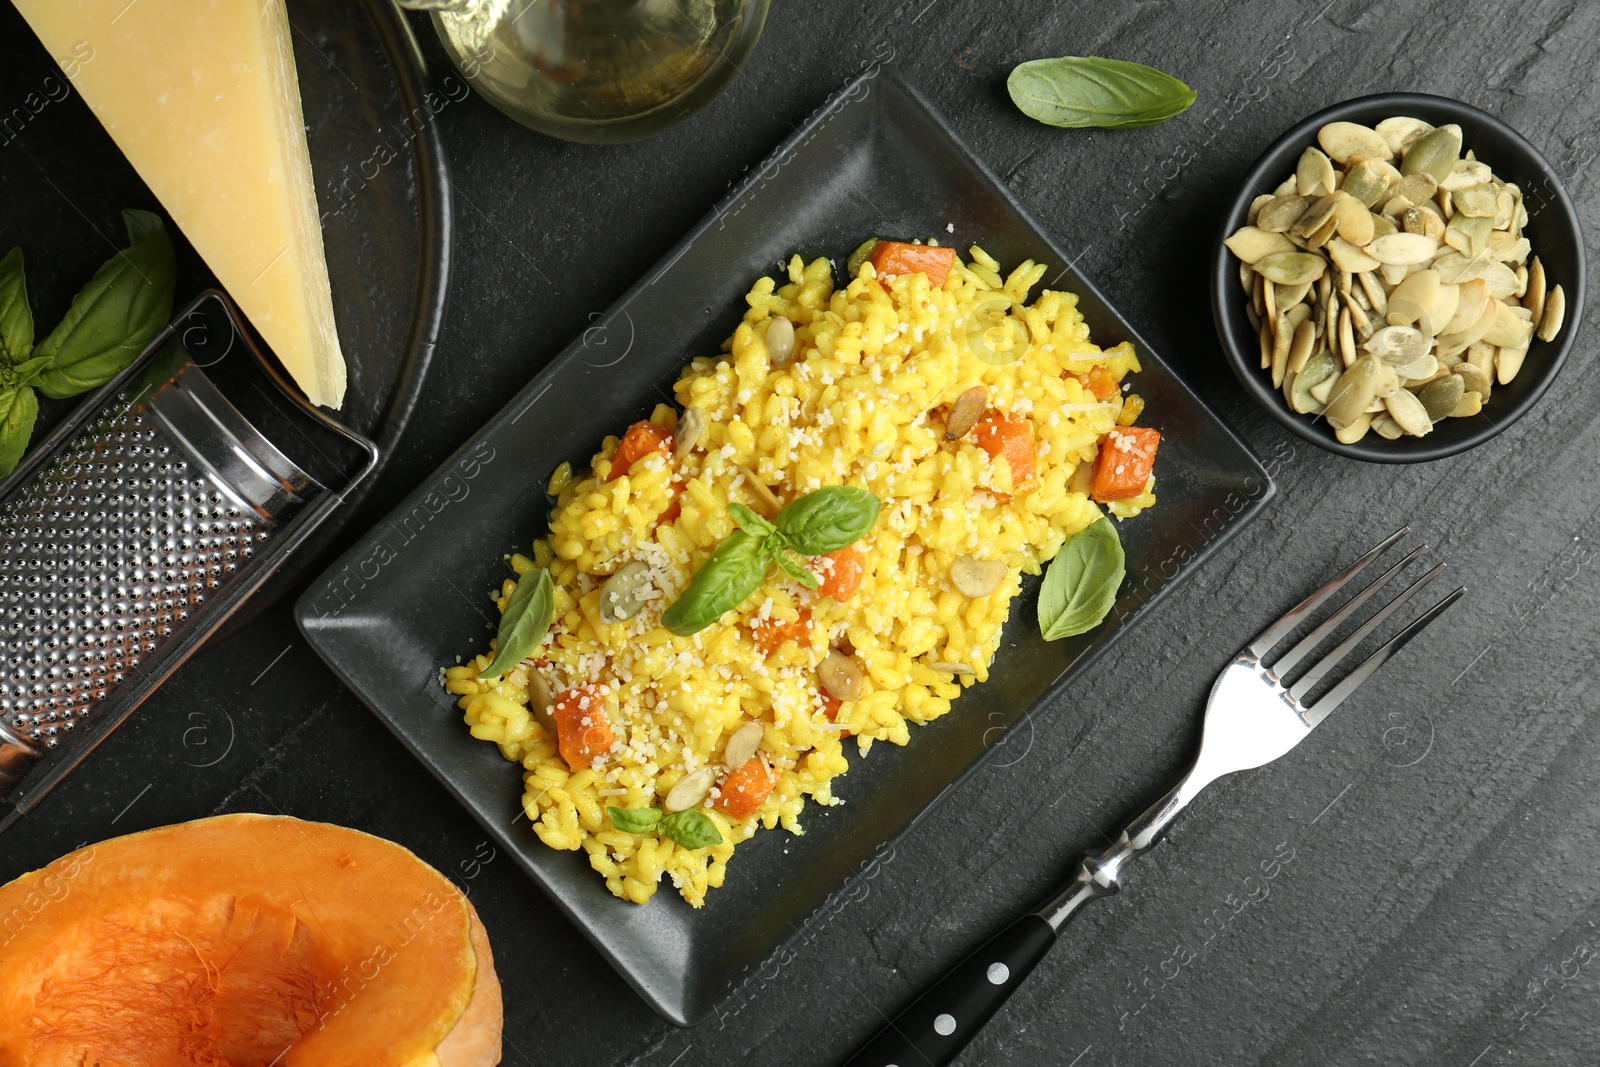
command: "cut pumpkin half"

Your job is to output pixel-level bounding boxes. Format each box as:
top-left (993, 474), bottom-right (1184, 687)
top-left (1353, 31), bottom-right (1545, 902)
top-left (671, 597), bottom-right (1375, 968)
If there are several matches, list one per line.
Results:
top-left (0, 814), bottom-right (501, 1066)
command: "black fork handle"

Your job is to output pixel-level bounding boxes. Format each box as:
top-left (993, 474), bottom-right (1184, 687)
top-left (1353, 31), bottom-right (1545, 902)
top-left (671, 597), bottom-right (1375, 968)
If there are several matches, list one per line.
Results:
top-left (842, 914), bottom-right (1056, 1067)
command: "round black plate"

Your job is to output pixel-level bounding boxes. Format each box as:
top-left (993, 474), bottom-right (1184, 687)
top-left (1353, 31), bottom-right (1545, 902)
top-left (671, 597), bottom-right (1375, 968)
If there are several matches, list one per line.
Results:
top-left (1211, 92), bottom-right (1585, 463)
top-left (0, 0), bottom-right (450, 605)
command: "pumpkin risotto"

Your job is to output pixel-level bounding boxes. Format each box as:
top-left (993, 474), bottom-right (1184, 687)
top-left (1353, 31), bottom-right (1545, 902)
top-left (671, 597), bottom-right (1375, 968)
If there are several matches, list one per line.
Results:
top-left (444, 242), bottom-right (1160, 907)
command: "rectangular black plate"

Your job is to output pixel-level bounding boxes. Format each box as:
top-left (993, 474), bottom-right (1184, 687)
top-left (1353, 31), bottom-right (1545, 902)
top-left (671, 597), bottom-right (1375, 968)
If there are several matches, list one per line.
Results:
top-left (296, 66), bottom-right (1273, 1027)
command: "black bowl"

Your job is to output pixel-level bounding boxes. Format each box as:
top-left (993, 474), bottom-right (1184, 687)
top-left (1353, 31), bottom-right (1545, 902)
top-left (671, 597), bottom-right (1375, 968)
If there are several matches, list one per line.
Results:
top-left (1212, 92), bottom-right (1585, 462)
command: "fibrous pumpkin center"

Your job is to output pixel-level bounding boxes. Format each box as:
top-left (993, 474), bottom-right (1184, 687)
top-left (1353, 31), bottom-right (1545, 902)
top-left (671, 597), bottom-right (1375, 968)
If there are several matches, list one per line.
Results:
top-left (28, 894), bottom-right (340, 1067)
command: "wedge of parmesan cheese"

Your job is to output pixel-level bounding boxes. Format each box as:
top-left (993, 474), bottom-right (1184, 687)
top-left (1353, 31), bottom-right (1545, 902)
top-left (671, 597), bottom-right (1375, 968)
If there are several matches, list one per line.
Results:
top-left (15, 0), bottom-right (348, 408)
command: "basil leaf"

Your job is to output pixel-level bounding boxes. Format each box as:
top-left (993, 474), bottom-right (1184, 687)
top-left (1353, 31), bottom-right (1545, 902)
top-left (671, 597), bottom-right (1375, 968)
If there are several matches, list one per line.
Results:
top-left (773, 485), bottom-right (882, 555)
top-left (661, 529), bottom-right (770, 637)
top-left (774, 549), bottom-right (820, 590)
top-left (607, 806), bottom-right (662, 834)
top-left (0, 247), bottom-right (33, 362)
top-left (1038, 517), bottom-right (1125, 641)
top-left (1008, 56), bottom-right (1195, 130)
top-left (728, 501), bottom-right (777, 539)
top-left (34, 209), bottom-right (175, 399)
top-left (0, 383), bottom-right (39, 477)
top-left (658, 809), bottom-right (723, 850)
top-left (478, 567), bottom-right (556, 679)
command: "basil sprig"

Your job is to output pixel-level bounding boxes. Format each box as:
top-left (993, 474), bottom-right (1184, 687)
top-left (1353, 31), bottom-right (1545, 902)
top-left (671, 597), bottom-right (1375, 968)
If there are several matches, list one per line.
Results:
top-left (34, 210), bottom-right (176, 398)
top-left (1007, 56), bottom-right (1195, 130)
top-left (607, 805), bottom-right (724, 850)
top-left (661, 484), bottom-right (881, 637)
top-left (0, 212), bottom-right (177, 477)
top-left (1038, 517), bottom-right (1125, 641)
top-left (478, 566), bottom-right (556, 679)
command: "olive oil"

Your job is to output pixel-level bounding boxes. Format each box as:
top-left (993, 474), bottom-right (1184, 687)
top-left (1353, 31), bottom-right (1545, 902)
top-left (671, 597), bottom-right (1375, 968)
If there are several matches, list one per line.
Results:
top-left (397, 0), bottom-right (768, 143)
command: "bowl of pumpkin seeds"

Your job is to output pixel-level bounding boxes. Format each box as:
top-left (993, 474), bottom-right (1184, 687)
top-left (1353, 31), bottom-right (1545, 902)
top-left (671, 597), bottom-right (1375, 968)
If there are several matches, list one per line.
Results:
top-left (1213, 93), bottom-right (1584, 461)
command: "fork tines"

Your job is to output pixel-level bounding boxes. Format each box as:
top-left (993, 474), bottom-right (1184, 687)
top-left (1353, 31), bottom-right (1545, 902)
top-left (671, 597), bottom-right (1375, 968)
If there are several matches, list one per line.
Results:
top-left (1249, 526), bottom-right (1465, 726)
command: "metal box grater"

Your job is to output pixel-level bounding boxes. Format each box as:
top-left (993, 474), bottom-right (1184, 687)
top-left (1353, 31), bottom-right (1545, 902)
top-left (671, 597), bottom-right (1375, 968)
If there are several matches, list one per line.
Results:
top-left (0, 292), bottom-right (375, 831)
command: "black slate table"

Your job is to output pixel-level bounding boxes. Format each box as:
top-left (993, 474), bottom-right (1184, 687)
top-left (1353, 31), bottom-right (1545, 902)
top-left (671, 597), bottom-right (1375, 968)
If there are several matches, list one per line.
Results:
top-left (5, 2), bottom-right (1599, 1064)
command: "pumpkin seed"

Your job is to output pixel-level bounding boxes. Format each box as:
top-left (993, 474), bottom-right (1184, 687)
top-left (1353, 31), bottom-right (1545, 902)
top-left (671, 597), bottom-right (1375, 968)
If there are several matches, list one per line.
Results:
top-left (1371, 413), bottom-right (1404, 439)
top-left (1263, 277), bottom-right (1278, 321)
top-left (1441, 159), bottom-right (1493, 191)
top-left (1452, 185), bottom-right (1497, 218)
top-left (1385, 388), bottom-right (1433, 436)
top-left (1493, 185), bottom-right (1517, 230)
top-left (951, 554), bottom-right (1007, 597)
top-left (673, 406), bottom-right (705, 460)
top-left (1319, 121), bottom-right (1391, 163)
top-left (1537, 284), bottom-right (1566, 342)
top-left (1388, 271), bottom-right (1441, 325)
top-left (1443, 278), bottom-right (1491, 335)
top-left (1291, 194), bottom-right (1340, 238)
top-left (666, 765), bottom-right (722, 812)
top-left (1255, 251), bottom-right (1327, 286)
top-left (1278, 281), bottom-right (1313, 312)
top-left (1335, 195), bottom-right (1376, 245)
top-left (1524, 257), bottom-right (1547, 327)
top-left (1341, 159), bottom-right (1391, 207)
top-left (736, 466), bottom-right (783, 519)
top-left (1366, 325), bottom-right (1430, 364)
top-left (1247, 193), bottom-right (1274, 226)
top-left (945, 385), bottom-right (987, 440)
top-left (1514, 264), bottom-right (1529, 298)
top-left (766, 315), bottom-right (797, 366)
top-left (1273, 175), bottom-right (1298, 197)
top-left (1239, 258), bottom-right (1256, 296)
top-left (1358, 269), bottom-right (1389, 318)
top-left (1482, 303), bottom-right (1534, 349)
top-left (1455, 360), bottom-right (1492, 397)
top-left (1225, 226), bottom-right (1299, 263)
top-left (1466, 341), bottom-right (1496, 381)
top-left (1290, 350), bottom-right (1337, 413)
top-left (1452, 391), bottom-right (1484, 418)
top-left (1324, 355), bottom-right (1385, 428)
top-left (1437, 296), bottom-right (1502, 355)
top-left (527, 670), bottom-right (557, 736)
top-left (1286, 319), bottom-right (1316, 386)
top-left (1347, 296), bottom-right (1373, 338)
top-left (1393, 353), bottom-right (1439, 382)
top-left (1418, 374), bottom-right (1465, 421)
top-left (1376, 116), bottom-right (1433, 156)
top-left (1370, 212), bottom-right (1399, 240)
top-left (1403, 204), bottom-right (1447, 243)
top-left (1400, 125), bottom-right (1462, 183)
top-left (1325, 236), bottom-right (1380, 273)
top-left (1445, 214), bottom-right (1492, 257)
top-left (1368, 232), bottom-right (1439, 266)
top-left (1380, 195), bottom-right (1412, 221)
top-left (1496, 345), bottom-right (1529, 385)
top-left (1394, 172), bottom-right (1438, 205)
top-left (1338, 306), bottom-right (1357, 368)
top-left (928, 661), bottom-right (976, 676)
top-left (1297, 146), bottom-right (1337, 197)
top-left (817, 649), bottom-right (866, 702)
top-left (723, 720), bottom-right (766, 770)
top-left (1309, 372), bottom-right (1337, 405)
top-left (1258, 318), bottom-right (1273, 370)
top-left (598, 561), bottom-right (654, 624)
top-left (1258, 195), bottom-right (1311, 232)
top-left (1334, 412), bottom-right (1374, 443)
top-left (1487, 233), bottom-right (1531, 265)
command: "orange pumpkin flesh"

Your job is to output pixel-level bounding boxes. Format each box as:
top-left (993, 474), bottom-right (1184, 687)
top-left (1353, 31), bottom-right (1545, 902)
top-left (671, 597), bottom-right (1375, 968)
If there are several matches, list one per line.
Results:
top-left (0, 814), bottom-right (501, 1067)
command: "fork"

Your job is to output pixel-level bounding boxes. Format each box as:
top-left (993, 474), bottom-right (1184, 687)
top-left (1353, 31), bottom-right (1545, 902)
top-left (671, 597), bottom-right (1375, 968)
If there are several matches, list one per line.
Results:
top-left (843, 527), bottom-right (1463, 1067)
